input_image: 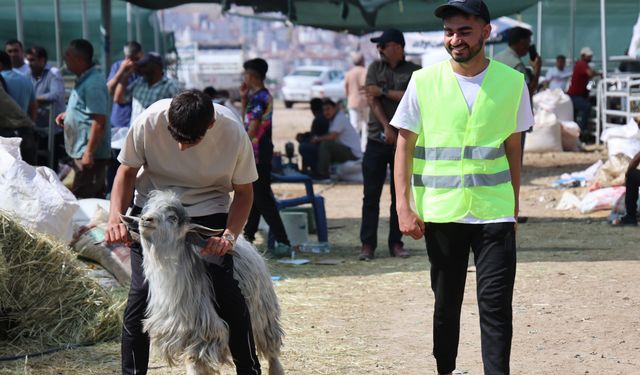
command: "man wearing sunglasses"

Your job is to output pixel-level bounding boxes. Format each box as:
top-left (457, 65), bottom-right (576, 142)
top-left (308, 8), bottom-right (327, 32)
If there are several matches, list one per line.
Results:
top-left (359, 28), bottom-right (421, 261)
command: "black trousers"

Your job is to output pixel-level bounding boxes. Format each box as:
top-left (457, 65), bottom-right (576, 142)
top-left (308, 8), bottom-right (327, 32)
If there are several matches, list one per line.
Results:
top-left (121, 208), bottom-right (261, 375)
top-left (360, 140), bottom-right (402, 249)
top-left (425, 222), bottom-right (516, 375)
top-left (626, 168), bottom-right (640, 219)
top-left (244, 163), bottom-right (290, 245)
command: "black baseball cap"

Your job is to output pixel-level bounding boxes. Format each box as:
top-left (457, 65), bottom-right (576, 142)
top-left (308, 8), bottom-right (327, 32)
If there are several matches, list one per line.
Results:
top-left (434, 0), bottom-right (491, 24)
top-left (370, 28), bottom-right (405, 47)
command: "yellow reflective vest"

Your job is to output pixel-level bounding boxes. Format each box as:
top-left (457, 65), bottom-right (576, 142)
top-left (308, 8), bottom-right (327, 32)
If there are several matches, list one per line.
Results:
top-left (411, 59), bottom-right (524, 222)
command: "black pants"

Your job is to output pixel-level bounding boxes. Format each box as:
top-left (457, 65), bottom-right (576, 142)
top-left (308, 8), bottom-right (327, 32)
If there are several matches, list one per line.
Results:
top-left (360, 140), bottom-right (402, 249)
top-left (425, 222), bottom-right (516, 375)
top-left (121, 208), bottom-right (261, 375)
top-left (626, 168), bottom-right (640, 219)
top-left (244, 163), bottom-right (290, 245)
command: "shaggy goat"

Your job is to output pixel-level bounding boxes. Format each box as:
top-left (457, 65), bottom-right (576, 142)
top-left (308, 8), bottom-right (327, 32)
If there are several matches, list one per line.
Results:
top-left (121, 190), bottom-right (284, 375)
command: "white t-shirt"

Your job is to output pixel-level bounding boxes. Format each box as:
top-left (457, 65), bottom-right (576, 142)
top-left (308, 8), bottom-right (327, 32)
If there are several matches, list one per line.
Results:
top-left (544, 66), bottom-right (572, 91)
top-left (118, 99), bottom-right (258, 217)
top-left (390, 64), bottom-right (534, 224)
top-left (330, 109), bottom-right (364, 159)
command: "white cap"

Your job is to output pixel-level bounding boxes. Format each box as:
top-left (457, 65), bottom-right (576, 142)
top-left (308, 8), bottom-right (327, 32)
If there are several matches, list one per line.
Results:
top-left (580, 46), bottom-right (593, 56)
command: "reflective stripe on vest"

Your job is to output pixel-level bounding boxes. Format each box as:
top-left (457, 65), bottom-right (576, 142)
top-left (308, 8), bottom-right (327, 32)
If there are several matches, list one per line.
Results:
top-left (414, 144), bottom-right (505, 161)
top-left (413, 170), bottom-right (512, 189)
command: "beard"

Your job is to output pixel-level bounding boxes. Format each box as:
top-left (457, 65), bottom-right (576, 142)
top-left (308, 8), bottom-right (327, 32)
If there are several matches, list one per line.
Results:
top-left (446, 37), bottom-right (484, 63)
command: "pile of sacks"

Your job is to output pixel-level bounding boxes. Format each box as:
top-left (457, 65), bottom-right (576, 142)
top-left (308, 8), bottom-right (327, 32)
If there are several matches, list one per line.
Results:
top-left (526, 89), bottom-right (581, 152)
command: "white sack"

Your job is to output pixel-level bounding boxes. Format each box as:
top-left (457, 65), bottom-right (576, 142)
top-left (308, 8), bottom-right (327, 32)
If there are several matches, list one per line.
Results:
top-left (533, 89), bottom-right (574, 122)
top-left (525, 110), bottom-right (563, 153)
top-left (560, 121), bottom-right (581, 152)
top-left (0, 136), bottom-right (78, 243)
top-left (601, 119), bottom-right (640, 159)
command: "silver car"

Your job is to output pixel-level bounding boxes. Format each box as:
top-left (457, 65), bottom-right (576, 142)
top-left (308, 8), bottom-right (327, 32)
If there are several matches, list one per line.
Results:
top-left (281, 66), bottom-right (345, 108)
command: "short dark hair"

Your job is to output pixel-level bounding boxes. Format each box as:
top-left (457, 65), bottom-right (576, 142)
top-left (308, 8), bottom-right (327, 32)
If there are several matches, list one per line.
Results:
top-left (507, 27), bottom-right (533, 46)
top-left (556, 54), bottom-right (566, 60)
top-left (0, 51), bottom-right (11, 69)
top-left (5, 39), bottom-right (23, 50)
top-left (125, 41), bottom-right (142, 55)
top-left (68, 39), bottom-right (93, 64)
top-left (243, 58), bottom-right (268, 80)
top-left (203, 86), bottom-right (217, 98)
top-left (168, 90), bottom-right (215, 144)
top-left (26, 46), bottom-right (47, 61)
top-left (438, 7), bottom-right (487, 25)
top-left (321, 98), bottom-right (336, 107)
top-left (310, 98), bottom-right (323, 113)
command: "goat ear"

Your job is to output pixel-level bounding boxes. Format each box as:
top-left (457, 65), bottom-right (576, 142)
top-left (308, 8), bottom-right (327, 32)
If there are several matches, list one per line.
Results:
top-left (186, 223), bottom-right (224, 236)
top-left (120, 214), bottom-right (140, 230)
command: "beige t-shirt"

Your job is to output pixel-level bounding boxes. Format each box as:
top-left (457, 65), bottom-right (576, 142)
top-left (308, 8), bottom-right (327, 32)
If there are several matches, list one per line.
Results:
top-left (344, 65), bottom-right (367, 110)
top-left (118, 99), bottom-right (258, 217)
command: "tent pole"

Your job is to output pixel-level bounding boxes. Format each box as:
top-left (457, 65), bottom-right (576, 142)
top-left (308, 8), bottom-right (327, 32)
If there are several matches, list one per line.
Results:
top-left (54, 0), bottom-right (62, 68)
top-left (536, 1), bottom-right (542, 56)
top-left (569, 0), bottom-right (575, 63)
top-left (81, 0), bottom-right (89, 39)
top-left (153, 12), bottom-right (160, 52)
top-left (127, 2), bottom-right (133, 42)
top-left (135, 5), bottom-right (142, 42)
top-left (101, 0), bottom-right (111, 76)
top-left (600, 0), bottom-right (607, 80)
top-left (15, 0), bottom-right (24, 43)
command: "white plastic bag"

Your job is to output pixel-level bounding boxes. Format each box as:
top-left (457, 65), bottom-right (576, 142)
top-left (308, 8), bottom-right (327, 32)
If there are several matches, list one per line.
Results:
top-left (579, 186), bottom-right (626, 214)
top-left (0, 136), bottom-right (78, 243)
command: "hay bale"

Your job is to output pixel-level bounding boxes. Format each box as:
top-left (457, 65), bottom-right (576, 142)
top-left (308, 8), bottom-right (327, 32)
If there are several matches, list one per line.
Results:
top-left (0, 210), bottom-right (125, 349)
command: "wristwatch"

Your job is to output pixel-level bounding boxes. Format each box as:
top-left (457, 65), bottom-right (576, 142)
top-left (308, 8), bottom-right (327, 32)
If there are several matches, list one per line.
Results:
top-left (222, 232), bottom-right (236, 248)
top-left (381, 87), bottom-right (389, 96)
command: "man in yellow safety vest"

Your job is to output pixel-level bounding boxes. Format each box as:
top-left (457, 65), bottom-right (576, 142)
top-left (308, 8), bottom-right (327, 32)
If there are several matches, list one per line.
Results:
top-left (392, 0), bottom-right (534, 374)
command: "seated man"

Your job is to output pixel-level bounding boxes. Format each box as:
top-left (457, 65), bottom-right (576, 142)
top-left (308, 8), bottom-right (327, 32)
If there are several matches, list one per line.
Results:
top-left (612, 149), bottom-right (640, 226)
top-left (297, 98), bottom-right (329, 174)
top-left (306, 98), bottom-right (362, 180)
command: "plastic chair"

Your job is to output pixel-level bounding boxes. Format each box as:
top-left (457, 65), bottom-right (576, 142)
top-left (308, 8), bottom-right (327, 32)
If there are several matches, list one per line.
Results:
top-left (268, 172), bottom-right (328, 249)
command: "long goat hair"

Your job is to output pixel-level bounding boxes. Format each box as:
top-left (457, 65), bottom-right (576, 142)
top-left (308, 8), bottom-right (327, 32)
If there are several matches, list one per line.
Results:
top-left (121, 190), bottom-right (284, 375)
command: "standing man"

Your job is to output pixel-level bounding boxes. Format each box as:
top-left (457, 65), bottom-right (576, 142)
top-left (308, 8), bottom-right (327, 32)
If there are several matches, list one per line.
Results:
top-left (114, 52), bottom-right (178, 127)
top-left (344, 52), bottom-right (368, 151)
top-left (567, 47), bottom-right (600, 137)
top-left (240, 58), bottom-right (291, 255)
top-left (544, 55), bottom-right (572, 91)
top-left (55, 39), bottom-right (111, 198)
top-left (26, 46), bottom-right (66, 167)
top-left (104, 91), bottom-right (262, 374)
top-left (359, 28), bottom-right (420, 261)
top-left (494, 27), bottom-right (542, 96)
top-left (393, 1), bottom-right (534, 374)
top-left (0, 50), bottom-right (37, 164)
top-left (5, 39), bottom-right (30, 76)
top-left (107, 41), bottom-right (143, 129)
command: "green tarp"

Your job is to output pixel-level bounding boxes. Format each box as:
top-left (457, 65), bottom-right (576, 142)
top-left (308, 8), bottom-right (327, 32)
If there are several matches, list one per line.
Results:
top-left (0, 0), bottom-right (164, 69)
top-left (123, 0), bottom-right (541, 35)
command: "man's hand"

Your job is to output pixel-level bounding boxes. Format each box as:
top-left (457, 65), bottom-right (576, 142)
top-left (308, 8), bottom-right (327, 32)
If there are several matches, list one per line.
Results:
top-left (383, 126), bottom-right (397, 145)
top-left (105, 219), bottom-right (132, 245)
top-left (200, 236), bottom-right (234, 257)
top-left (55, 112), bottom-right (66, 127)
top-left (240, 82), bottom-right (249, 100)
top-left (365, 85), bottom-right (383, 98)
top-left (80, 152), bottom-right (94, 169)
top-left (398, 207), bottom-right (425, 240)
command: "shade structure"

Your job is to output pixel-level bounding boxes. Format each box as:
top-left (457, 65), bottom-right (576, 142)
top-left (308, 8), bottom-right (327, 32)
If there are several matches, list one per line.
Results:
top-left (122, 0), bottom-right (541, 35)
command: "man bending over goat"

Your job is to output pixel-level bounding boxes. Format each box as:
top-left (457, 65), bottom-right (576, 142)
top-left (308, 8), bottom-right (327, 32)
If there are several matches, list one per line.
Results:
top-left (105, 90), bottom-right (264, 375)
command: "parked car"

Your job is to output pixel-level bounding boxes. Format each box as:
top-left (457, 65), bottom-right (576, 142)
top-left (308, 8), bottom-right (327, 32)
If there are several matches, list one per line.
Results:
top-left (281, 66), bottom-right (345, 108)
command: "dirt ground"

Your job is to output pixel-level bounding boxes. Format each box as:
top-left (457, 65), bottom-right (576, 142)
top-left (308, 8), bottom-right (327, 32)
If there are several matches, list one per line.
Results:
top-left (1, 102), bottom-right (639, 374)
